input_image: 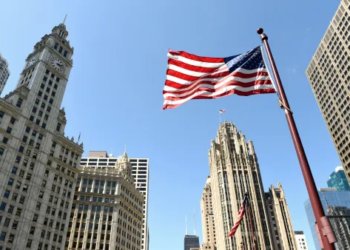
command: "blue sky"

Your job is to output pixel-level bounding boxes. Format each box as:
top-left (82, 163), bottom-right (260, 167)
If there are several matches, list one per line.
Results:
top-left (0, 0), bottom-right (343, 249)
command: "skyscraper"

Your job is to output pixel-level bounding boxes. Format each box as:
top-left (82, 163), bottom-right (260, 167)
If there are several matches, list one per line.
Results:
top-left (304, 188), bottom-right (350, 250)
top-left (200, 176), bottom-right (216, 249)
top-left (0, 52), bottom-right (10, 95)
top-left (184, 235), bottom-right (200, 250)
top-left (327, 166), bottom-right (350, 190)
top-left (66, 152), bottom-right (144, 250)
top-left (208, 122), bottom-right (274, 250)
top-left (294, 231), bottom-right (309, 250)
top-left (80, 151), bottom-right (150, 250)
top-left (306, 0), bottom-right (350, 185)
top-left (0, 22), bottom-right (83, 249)
top-left (265, 183), bottom-right (298, 250)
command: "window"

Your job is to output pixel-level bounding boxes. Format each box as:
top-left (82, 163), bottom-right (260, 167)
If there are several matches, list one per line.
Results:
top-left (7, 178), bottom-right (13, 186)
top-left (16, 98), bottom-right (23, 108)
top-left (0, 147), bottom-right (4, 155)
top-left (8, 205), bottom-right (14, 214)
top-left (12, 220), bottom-right (18, 230)
top-left (3, 190), bottom-right (10, 198)
top-left (11, 193), bottom-right (17, 201)
top-left (0, 203), bottom-right (6, 211)
top-left (0, 232), bottom-right (6, 241)
top-left (54, 43), bottom-right (58, 49)
top-left (26, 239), bottom-right (32, 248)
top-left (10, 118), bottom-right (15, 125)
top-left (2, 137), bottom-right (8, 144)
top-left (42, 180), bottom-right (46, 188)
top-left (39, 191), bottom-right (44, 199)
top-left (15, 208), bottom-right (22, 216)
top-left (56, 123), bottom-right (61, 132)
top-left (33, 214), bottom-right (38, 222)
top-left (63, 51), bottom-right (68, 57)
top-left (6, 127), bottom-right (12, 134)
top-left (19, 146), bottom-right (24, 153)
top-left (11, 167), bottom-right (17, 174)
top-left (36, 202), bottom-right (41, 210)
top-left (30, 226), bottom-right (35, 235)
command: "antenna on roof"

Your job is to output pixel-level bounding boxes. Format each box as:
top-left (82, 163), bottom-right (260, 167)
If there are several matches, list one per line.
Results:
top-left (193, 208), bottom-right (196, 236)
top-left (186, 215), bottom-right (188, 235)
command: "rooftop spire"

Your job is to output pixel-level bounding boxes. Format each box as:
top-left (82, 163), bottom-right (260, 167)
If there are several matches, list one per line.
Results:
top-left (63, 14), bottom-right (67, 24)
top-left (185, 215), bottom-right (188, 235)
top-left (193, 209), bottom-right (196, 236)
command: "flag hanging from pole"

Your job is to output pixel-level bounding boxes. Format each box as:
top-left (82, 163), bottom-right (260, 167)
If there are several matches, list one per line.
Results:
top-left (162, 46), bottom-right (276, 110)
top-left (228, 193), bottom-right (248, 237)
top-left (220, 109), bottom-right (226, 114)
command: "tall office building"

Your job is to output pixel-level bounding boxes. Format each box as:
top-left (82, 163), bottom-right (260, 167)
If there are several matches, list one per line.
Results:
top-left (304, 188), bottom-right (350, 250)
top-left (184, 235), bottom-right (200, 250)
top-left (200, 176), bottom-right (216, 250)
top-left (80, 151), bottom-right (150, 250)
top-left (208, 122), bottom-right (274, 250)
top-left (265, 183), bottom-right (298, 250)
top-left (66, 152), bottom-right (144, 250)
top-left (306, 0), bottom-right (350, 185)
top-left (294, 231), bottom-right (309, 250)
top-left (0, 53), bottom-right (10, 95)
top-left (0, 22), bottom-right (83, 249)
top-left (327, 166), bottom-right (350, 190)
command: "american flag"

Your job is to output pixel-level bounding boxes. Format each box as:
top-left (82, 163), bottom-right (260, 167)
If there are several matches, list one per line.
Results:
top-left (228, 193), bottom-right (248, 237)
top-left (162, 46), bottom-right (276, 110)
top-left (220, 109), bottom-right (226, 114)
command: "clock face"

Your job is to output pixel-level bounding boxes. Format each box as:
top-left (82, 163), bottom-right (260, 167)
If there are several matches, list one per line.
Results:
top-left (50, 56), bottom-right (65, 73)
top-left (28, 57), bottom-right (37, 67)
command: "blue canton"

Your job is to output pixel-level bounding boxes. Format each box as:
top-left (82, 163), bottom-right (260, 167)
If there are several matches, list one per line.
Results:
top-left (224, 46), bottom-right (266, 73)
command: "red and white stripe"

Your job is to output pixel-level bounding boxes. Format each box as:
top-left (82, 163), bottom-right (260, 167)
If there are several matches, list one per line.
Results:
top-left (228, 195), bottom-right (247, 237)
top-left (162, 49), bottom-right (275, 110)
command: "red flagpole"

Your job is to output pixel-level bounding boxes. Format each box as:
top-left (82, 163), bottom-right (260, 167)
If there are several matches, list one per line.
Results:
top-left (246, 195), bottom-right (257, 250)
top-left (257, 28), bottom-right (335, 250)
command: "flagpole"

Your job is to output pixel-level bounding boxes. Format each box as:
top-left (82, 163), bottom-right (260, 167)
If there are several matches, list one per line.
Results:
top-left (246, 194), bottom-right (256, 250)
top-left (257, 28), bottom-right (335, 250)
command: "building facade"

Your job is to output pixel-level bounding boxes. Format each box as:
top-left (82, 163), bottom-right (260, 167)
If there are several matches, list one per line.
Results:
top-left (0, 53), bottom-right (10, 95)
top-left (327, 166), bottom-right (350, 190)
top-left (200, 176), bottom-right (216, 249)
top-left (0, 23), bottom-right (83, 249)
top-left (265, 183), bottom-right (298, 250)
top-left (306, 0), bottom-right (350, 185)
top-left (184, 235), bottom-right (200, 250)
top-left (304, 188), bottom-right (350, 250)
top-left (66, 152), bottom-right (144, 250)
top-left (80, 151), bottom-right (150, 250)
top-left (208, 122), bottom-right (274, 250)
top-left (294, 231), bottom-right (308, 250)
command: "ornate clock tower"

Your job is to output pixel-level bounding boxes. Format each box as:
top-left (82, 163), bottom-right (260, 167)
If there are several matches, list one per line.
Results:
top-left (0, 22), bottom-right (83, 250)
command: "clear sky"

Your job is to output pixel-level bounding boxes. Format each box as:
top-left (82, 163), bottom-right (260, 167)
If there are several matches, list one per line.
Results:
top-left (0, 0), bottom-right (343, 249)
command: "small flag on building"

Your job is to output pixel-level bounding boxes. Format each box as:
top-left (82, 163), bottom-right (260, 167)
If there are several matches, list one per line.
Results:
top-left (228, 193), bottom-right (248, 237)
top-left (220, 109), bottom-right (226, 114)
top-left (162, 46), bottom-right (276, 110)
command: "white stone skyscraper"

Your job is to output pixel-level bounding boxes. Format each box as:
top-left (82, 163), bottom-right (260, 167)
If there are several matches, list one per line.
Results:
top-left (66, 152), bottom-right (144, 250)
top-left (0, 52), bottom-right (10, 95)
top-left (80, 151), bottom-right (150, 250)
top-left (200, 176), bottom-right (216, 250)
top-left (208, 122), bottom-right (274, 250)
top-left (0, 22), bottom-right (83, 250)
top-left (306, 0), bottom-right (350, 184)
